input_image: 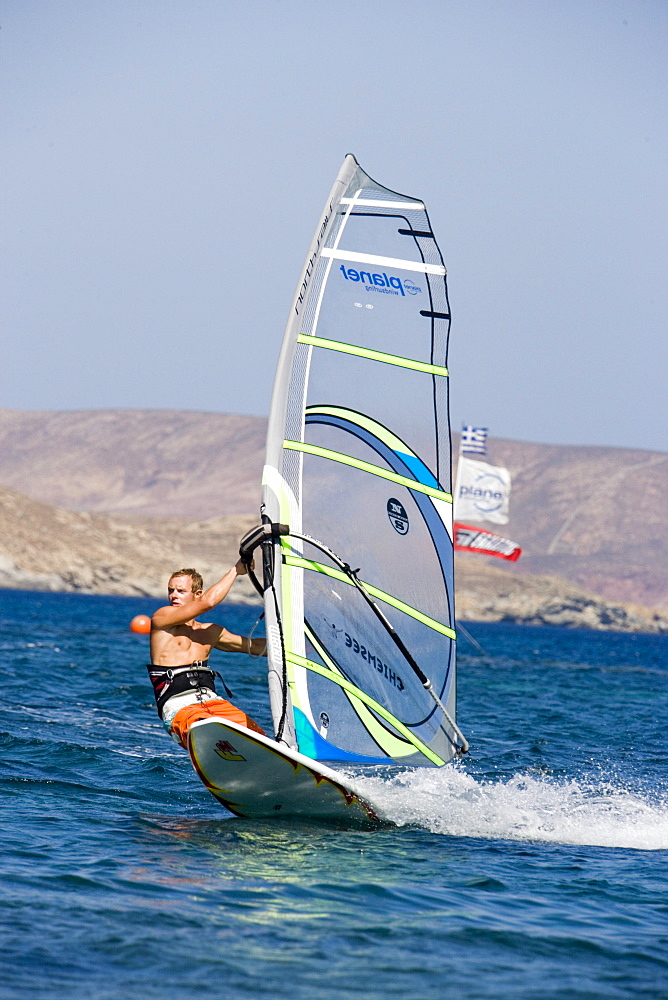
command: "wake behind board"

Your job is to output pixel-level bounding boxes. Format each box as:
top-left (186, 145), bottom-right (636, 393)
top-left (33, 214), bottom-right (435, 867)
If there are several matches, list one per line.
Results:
top-left (187, 718), bottom-right (383, 824)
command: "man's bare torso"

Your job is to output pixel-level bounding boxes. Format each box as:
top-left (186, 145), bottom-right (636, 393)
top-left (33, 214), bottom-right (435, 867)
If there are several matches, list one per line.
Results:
top-left (150, 620), bottom-right (224, 666)
top-left (149, 568), bottom-right (254, 668)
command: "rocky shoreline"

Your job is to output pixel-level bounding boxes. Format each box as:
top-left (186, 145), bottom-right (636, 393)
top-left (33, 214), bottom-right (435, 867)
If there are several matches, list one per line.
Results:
top-left (1, 484), bottom-right (665, 634)
top-left (1, 408), bottom-right (666, 618)
top-left (454, 558), bottom-right (667, 633)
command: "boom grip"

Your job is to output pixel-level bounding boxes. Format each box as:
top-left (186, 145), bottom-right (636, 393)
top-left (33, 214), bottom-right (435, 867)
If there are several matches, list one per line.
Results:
top-left (239, 522), bottom-right (290, 564)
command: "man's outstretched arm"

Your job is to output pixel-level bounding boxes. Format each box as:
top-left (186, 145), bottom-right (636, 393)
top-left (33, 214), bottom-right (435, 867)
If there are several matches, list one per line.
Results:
top-left (214, 629), bottom-right (267, 656)
top-left (151, 561), bottom-right (248, 629)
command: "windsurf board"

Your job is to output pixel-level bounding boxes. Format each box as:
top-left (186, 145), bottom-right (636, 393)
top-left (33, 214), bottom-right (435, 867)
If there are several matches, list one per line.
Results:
top-left (187, 718), bottom-right (384, 824)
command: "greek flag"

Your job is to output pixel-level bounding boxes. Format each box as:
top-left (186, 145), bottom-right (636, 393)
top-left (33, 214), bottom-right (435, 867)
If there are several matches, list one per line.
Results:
top-left (460, 425), bottom-right (488, 455)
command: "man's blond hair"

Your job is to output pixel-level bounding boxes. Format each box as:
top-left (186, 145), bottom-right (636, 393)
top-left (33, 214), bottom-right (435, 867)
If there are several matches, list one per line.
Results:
top-left (169, 568), bottom-right (204, 593)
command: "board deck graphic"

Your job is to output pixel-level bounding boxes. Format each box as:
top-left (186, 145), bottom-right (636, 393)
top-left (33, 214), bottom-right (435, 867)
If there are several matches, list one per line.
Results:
top-left (187, 718), bottom-right (383, 824)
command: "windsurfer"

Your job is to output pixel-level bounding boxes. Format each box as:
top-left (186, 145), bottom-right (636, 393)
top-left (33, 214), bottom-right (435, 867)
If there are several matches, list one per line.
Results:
top-left (148, 563), bottom-right (266, 747)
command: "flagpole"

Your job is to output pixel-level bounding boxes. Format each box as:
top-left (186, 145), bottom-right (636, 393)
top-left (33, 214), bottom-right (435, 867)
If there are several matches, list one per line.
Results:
top-left (452, 424), bottom-right (466, 523)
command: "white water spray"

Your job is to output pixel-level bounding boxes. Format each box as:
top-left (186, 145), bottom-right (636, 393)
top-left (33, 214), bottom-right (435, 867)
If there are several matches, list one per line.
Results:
top-left (353, 766), bottom-right (668, 851)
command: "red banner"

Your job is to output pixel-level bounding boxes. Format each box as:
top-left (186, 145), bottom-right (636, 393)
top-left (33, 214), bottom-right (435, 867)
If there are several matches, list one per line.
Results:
top-left (454, 522), bottom-right (522, 562)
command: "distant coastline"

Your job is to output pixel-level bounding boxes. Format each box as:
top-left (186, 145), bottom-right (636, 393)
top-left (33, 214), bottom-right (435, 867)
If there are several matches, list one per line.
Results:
top-left (0, 408), bottom-right (666, 632)
top-left (0, 482), bottom-right (665, 633)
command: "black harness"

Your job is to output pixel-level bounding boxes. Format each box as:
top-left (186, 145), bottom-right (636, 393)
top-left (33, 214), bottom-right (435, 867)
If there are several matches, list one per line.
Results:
top-left (147, 661), bottom-right (225, 717)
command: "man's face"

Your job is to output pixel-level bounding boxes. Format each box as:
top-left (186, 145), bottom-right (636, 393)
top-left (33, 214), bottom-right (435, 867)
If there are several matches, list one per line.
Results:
top-left (167, 575), bottom-right (201, 606)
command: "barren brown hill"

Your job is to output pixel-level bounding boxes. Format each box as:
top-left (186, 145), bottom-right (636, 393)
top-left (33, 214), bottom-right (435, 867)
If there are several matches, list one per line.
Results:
top-left (0, 483), bottom-right (259, 602)
top-left (0, 408), bottom-right (266, 518)
top-left (457, 436), bottom-right (668, 613)
top-left (0, 409), bottom-right (666, 613)
top-left (454, 556), bottom-right (666, 634)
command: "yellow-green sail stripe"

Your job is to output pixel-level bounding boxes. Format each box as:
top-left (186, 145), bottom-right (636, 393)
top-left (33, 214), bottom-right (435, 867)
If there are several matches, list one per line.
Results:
top-left (286, 650), bottom-right (445, 766)
top-left (283, 440), bottom-right (453, 503)
top-left (297, 334), bottom-right (449, 378)
top-left (283, 553), bottom-right (456, 641)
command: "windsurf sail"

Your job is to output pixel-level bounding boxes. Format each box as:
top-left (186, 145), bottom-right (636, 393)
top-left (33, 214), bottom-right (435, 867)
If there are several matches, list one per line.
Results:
top-left (259, 155), bottom-right (465, 768)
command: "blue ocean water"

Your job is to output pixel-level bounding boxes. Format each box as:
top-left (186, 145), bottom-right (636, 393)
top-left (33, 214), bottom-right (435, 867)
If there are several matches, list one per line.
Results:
top-left (1, 590), bottom-right (667, 1000)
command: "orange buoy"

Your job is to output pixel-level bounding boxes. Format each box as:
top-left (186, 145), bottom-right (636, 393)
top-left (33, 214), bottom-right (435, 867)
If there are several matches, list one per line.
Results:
top-left (130, 614), bottom-right (151, 634)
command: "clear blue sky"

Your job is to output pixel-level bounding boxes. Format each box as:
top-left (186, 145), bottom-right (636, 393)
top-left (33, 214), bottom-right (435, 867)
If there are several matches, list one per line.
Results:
top-left (2, 0), bottom-right (666, 451)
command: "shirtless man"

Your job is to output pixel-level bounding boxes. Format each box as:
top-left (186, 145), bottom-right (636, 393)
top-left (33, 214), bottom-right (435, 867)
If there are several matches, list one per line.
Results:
top-left (147, 562), bottom-right (266, 747)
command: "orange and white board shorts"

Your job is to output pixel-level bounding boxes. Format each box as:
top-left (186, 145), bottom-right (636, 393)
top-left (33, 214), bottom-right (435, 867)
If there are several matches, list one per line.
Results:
top-left (169, 697), bottom-right (266, 749)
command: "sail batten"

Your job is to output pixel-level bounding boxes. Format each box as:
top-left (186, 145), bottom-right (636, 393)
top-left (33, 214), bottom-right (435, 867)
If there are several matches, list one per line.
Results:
top-left (262, 155), bottom-right (460, 767)
top-left (286, 651), bottom-right (445, 766)
top-left (340, 198), bottom-right (425, 210)
top-left (321, 247), bottom-right (446, 275)
top-left (283, 441), bottom-right (453, 501)
top-left (296, 333), bottom-right (449, 376)
top-left (283, 554), bottom-right (457, 639)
